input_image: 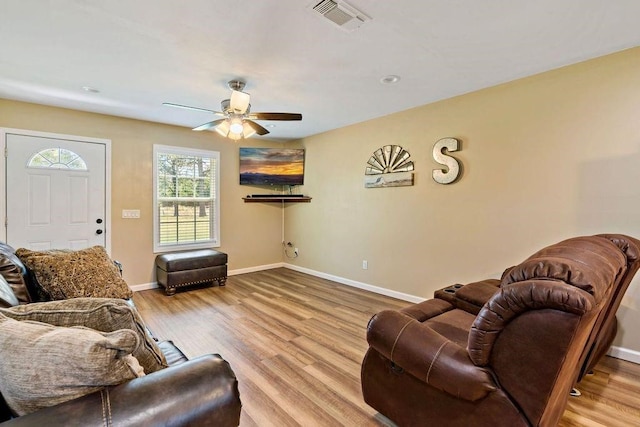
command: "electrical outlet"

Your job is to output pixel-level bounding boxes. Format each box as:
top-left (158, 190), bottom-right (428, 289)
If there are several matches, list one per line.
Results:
top-left (362, 260), bottom-right (368, 270)
top-left (294, 247), bottom-right (299, 256)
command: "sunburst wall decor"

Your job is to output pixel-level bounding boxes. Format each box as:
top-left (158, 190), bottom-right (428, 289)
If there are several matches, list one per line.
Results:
top-left (364, 145), bottom-right (414, 188)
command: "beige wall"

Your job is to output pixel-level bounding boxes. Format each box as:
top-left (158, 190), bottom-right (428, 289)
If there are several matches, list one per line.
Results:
top-left (286, 47), bottom-right (640, 352)
top-left (0, 100), bottom-right (285, 285)
top-left (2, 47), bottom-right (640, 353)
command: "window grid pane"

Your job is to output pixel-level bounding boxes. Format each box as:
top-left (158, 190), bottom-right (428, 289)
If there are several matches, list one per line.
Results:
top-left (27, 148), bottom-right (88, 170)
top-left (156, 149), bottom-right (217, 248)
top-left (158, 202), bottom-right (213, 244)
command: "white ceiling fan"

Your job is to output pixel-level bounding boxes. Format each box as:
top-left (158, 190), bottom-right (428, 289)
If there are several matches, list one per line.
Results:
top-left (163, 80), bottom-right (302, 140)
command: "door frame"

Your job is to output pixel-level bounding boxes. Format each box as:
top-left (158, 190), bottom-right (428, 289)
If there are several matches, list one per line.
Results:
top-left (0, 128), bottom-right (112, 253)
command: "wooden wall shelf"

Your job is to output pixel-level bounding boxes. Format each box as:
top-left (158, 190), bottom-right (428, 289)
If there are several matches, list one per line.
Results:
top-left (243, 196), bottom-right (312, 203)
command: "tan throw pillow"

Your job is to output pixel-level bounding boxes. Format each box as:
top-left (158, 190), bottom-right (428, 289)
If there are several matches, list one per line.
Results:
top-left (0, 298), bottom-right (167, 374)
top-left (0, 313), bottom-right (143, 416)
top-left (15, 246), bottom-right (133, 300)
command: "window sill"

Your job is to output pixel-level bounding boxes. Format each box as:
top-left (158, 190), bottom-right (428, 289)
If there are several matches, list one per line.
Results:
top-left (153, 241), bottom-right (220, 254)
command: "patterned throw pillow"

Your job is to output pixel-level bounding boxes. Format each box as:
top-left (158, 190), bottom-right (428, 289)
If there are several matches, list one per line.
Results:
top-left (0, 298), bottom-right (167, 374)
top-left (0, 313), bottom-right (144, 416)
top-left (15, 246), bottom-right (133, 300)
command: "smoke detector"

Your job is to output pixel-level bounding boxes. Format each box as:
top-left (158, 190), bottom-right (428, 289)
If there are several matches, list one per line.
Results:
top-left (310, 0), bottom-right (371, 31)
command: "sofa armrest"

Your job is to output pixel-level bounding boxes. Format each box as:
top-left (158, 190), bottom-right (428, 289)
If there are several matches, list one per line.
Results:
top-left (1, 354), bottom-right (241, 427)
top-left (367, 310), bottom-right (496, 401)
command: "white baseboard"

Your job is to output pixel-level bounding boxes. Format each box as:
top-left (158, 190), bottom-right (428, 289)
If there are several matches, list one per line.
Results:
top-left (129, 262), bottom-right (285, 292)
top-left (228, 263), bottom-right (284, 276)
top-left (608, 346), bottom-right (640, 364)
top-left (130, 282), bottom-right (159, 292)
top-left (283, 263), bottom-right (425, 304)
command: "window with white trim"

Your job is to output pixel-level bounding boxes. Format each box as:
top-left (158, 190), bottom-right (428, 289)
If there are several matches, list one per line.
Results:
top-left (153, 145), bottom-right (220, 252)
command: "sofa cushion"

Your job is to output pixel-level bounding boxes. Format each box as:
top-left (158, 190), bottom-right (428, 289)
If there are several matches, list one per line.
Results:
top-left (0, 298), bottom-right (167, 373)
top-left (15, 246), bottom-right (133, 300)
top-left (0, 313), bottom-right (144, 416)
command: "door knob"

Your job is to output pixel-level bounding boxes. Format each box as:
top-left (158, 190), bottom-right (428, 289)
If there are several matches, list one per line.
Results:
top-left (96, 229), bottom-right (103, 235)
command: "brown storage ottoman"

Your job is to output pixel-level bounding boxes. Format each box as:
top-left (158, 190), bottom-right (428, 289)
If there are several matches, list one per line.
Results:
top-left (155, 249), bottom-right (227, 296)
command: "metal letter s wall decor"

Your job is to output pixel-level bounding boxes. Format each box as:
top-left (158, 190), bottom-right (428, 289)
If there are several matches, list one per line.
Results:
top-left (432, 137), bottom-right (461, 185)
top-left (364, 145), bottom-right (414, 188)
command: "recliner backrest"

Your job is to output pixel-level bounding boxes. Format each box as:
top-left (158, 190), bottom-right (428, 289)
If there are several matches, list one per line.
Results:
top-left (501, 236), bottom-right (627, 303)
top-left (579, 234), bottom-right (640, 378)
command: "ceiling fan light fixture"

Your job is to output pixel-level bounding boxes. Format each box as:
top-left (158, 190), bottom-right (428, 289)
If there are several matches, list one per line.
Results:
top-left (215, 120), bottom-right (230, 137)
top-left (230, 90), bottom-right (251, 114)
top-left (229, 117), bottom-right (244, 135)
top-left (242, 122), bottom-right (257, 138)
top-left (228, 131), bottom-right (243, 141)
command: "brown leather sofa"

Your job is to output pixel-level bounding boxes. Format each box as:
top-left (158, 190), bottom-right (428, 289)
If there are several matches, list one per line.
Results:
top-left (0, 242), bottom-right (241, 426)
top-left (361, 234), bottom-right (637, 426)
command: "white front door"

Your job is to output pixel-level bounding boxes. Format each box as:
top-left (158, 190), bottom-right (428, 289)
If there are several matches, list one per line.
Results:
top-left (5, 133), bottom-right (107, 250)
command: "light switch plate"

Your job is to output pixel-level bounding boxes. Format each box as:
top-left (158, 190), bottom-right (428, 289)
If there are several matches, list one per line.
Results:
top-left (122, 209), bottom-right (140, 219)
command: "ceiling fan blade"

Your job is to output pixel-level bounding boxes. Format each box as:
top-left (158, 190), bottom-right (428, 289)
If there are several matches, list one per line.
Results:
top-left (230, 90), bottom-right (251, 114)
top-left (192, 119), bottom-right (226, 131)
top-left (250, 112), bottom-right (302, 121)
top-left (163, 102), bottom-right (223, 115)
top-left (245, 120), bottom-right (270, 136)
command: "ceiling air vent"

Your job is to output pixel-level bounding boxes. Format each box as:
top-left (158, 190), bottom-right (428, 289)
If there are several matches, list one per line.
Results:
top-left (310, 0), bottom-right (371, 31)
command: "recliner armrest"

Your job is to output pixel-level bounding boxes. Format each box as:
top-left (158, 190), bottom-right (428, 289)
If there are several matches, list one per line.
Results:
top-left (367, 310), bottom-right (496, 402)
top-left (1, 354), bottom-right (241, 427)
top-left (434, 279), bottom-right (501, 315)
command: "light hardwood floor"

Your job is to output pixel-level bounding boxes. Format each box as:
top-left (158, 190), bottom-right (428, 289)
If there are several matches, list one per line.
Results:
top-left (133, 268), bottom-right (640, 426)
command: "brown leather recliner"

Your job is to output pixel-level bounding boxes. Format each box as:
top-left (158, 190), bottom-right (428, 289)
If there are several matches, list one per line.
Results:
top-left (361, 235), bottom-right (633, 426)
top-left (434, 234), bottom-right (640, 384)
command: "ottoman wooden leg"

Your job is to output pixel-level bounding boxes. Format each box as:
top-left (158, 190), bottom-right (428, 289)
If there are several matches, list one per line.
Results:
top-left (218, 277), bottom-right (227, 286)
top-left (165, 286), bottom-right (177, 296)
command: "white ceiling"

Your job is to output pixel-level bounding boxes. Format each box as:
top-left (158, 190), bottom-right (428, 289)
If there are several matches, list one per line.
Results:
top-left (1, 0), bottom-right (639, 141)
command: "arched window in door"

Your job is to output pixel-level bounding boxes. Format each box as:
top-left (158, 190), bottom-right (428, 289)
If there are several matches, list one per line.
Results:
top-left (27, 148), bottom-right (88, 170)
